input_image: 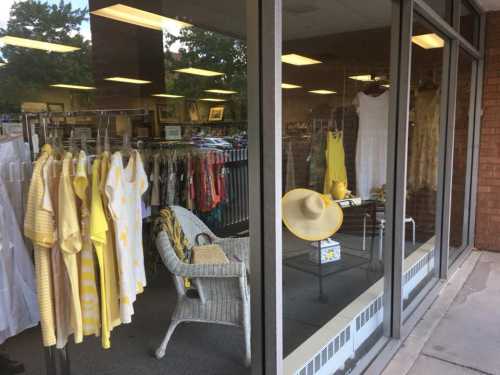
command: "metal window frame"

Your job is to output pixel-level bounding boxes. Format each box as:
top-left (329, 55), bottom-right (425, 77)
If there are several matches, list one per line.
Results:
top-left (248, 0), bottom-right (284, 374)
top-left (386, 0), bottom-right (414, 339)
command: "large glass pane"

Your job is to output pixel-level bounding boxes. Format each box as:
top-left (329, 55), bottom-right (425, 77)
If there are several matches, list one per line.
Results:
top-left (281, 1), bottom-right (393, 373)
top-left (460, 0), bottom-right (480, 47)
top-left (423, 0), bottom-right (453, 23)
top-left (404, 16), bottom-right (446, 310)
top-left (1, 1), bottom-right (255, 374)
top-left (450, 50), bottom-right (475, 262)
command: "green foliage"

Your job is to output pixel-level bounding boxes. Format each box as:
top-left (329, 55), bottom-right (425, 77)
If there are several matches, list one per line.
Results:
top-left (164, 27), bottom-right (247, 100)
top-left (0, 0), bottom-right (92, 112)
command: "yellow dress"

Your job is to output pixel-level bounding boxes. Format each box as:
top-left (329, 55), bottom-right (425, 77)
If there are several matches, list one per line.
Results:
top-left (323, 131), bottom-right (348, 195)
top-left (90, 158), bottom-right (121, 349)
top-left (73, 151), bottom-right (101, 337)
top-left (24, 144), bottom-right (57, 347)
top-left (58, 152), bottom-right (83, 344)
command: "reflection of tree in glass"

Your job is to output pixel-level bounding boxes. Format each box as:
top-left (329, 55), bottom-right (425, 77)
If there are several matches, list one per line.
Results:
top-left (0, 1), bottom-right (92, 112)
top-left (164, 27), bottom-right (247, 106)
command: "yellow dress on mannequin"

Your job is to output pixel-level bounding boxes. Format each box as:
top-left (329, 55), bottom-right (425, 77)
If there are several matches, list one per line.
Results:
top-left (323, 131), bottom-right (348, 197)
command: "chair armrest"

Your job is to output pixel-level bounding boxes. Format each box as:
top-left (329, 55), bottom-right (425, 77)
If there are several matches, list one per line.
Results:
top-left (156, 232), bottom-right (246, 278)
top-left (170, 261), bottom-right (246, 279)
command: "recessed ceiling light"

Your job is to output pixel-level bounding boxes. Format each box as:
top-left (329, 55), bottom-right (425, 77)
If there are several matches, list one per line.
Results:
top-left (152, 93), bottom-right (184, 98)
top-left (51, 84), bottom-right (96, 90)
top-left (308, 89), bottom-right (336, 95)
top-left (281, 53), bottom-right (322, 66)
top-left (91, 4), bottom-right (191, 31)
top-left (411, 33), bottom-right (445, 49)
top-left (175, 67), bottom-right (224, 77)
top-left (281, 83), bottom-right (302, 89)
top-left (382, 84), bottom-right (390, 88)
top-left (348, 75), bottom-right (376, 82)
top-left (204, 89), bottom-right (237, 94)
top-left (200, 98), bottom-right (226, 102)
top-left (104, 76), bottom-right (151, 84)
top-left (0, 36), bottom-right (79, 53)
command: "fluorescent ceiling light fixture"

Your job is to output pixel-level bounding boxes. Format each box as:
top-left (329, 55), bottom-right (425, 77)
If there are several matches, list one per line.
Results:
top-left (0, 35), bottom-right (79, 53)
top-left (200, 98), bottom-right (226, 102)
top-left (411, 33), bottom-right (445, 49)
top-left (308, 89), bottom-right (336, 95)
top-left (348, 74), bottom-right (377, 82)
top-left (152, 93), bottom-right (184, 98)
top-left (51, 84), bottom-right (96, 90)
top-left (281, 53), bottom-right (322, 66)
top-left (175, 67), bottom-right (224, 77)
top-left (104, 76), bottom-right (151, 84)
top-left (382, 84), bottom-right (390, 88)
top-left (91, 4), bottom-right (191, 31)
top-left (204, 89), bottom-right (237, 94)
top-left (0, 63), bottom-right (5, 67)
top-left (281, 83), bottom-right (302, 89)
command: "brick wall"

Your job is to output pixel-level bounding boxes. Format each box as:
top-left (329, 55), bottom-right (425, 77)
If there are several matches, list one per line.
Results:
top-left (475, 11), bottom-right (500, 251)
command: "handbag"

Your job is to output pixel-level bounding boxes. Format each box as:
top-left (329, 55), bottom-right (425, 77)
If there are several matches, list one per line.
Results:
top-left (191, 233), bottom-right (229, 265)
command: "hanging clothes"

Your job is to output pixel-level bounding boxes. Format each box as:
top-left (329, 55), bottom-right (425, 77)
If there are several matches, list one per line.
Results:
top-left (334, 106), bottom-right (359, 194)
top-left (24, 144), bottom-right (57, 347)
top-left (323, 131), bottom-right (348, 195)
top-left (354, 91), bottom-right (390, 199)
top-left (73, 151), bottom-right (100, 337)
top-left (285, 141), bottom-right (296, 193)
top-left (408, 88), bottom-right (440, 192)
top-left (58, 152), bottom-right (84, 344)
top-left (90, 157), bottom-right (121, 349)
top-left (308, 123), bottom-right (327, 192)
top-left (41, 154), bottom-right (74, 349)
top-left (0, 154), bottom-right (39, 345)
top-left (105, 150), bottom-right (148, 324)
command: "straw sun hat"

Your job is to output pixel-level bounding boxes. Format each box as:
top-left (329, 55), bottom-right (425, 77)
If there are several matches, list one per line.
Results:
top-left (282, 188), bottom-right (343, 241)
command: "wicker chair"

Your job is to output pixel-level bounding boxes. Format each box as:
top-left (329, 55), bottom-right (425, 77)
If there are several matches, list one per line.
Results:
top-left (154, 206), bottom-right (251, 367)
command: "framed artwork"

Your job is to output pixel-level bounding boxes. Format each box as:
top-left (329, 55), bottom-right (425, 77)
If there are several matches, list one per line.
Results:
top-left (208, 106), bottom-right (225, 121)
top-left (47, 102), bottom-right (65, 113)
top-left (157, 103), bottom-right (180, 123)
top-left (186, 100), bottom-right (200, 122)
top-left (164, 125), bottom-right (182, 140)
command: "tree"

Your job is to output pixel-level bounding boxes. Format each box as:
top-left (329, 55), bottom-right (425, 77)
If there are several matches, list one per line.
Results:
top-left (0, 0), bottom-right (92, 112)
top-left (164, 27), bottom-right (247, 101)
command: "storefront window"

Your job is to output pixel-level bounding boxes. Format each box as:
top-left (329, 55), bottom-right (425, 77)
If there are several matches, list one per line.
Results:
top-left (403, 15), bottom-right (446, 311)
top-left (460, 0), bottom-right (480, 47)
top-left (450, 50), bottom-right (475, 263)
top-left (281, 1), bottom-right (393, 373)
top-left (1, 1), bottom-right (254, 374)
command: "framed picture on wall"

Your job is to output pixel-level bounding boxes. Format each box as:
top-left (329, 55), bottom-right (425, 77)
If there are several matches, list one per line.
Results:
top-left (208, 106), bottom-right (225, 121)
top-left (47, 103), bottom-right (64, 113)
top-left (157, 103), bottom-right (180, 123)
top-left (164, 125), bottom-right (182, 140)
top-left (186, 100), bottom-right (201, 122)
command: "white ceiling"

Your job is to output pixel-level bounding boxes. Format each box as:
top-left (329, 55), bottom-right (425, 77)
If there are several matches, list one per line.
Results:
top-left (161, 0), bottom-right (392, 41)
top-left (477, 0), bottom-right (500, 10)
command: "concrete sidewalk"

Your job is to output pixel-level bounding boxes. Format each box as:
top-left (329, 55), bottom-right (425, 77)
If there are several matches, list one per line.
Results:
top-left (382, 251), bottom-right (500, 375)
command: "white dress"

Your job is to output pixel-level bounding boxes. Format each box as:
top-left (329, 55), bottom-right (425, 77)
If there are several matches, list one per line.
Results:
top-left (105, 151), bottom-right (148, 324)
top-left (354, 91), bottom-right (390, 199)
top-left (0, 177), bottom-right (39, 344)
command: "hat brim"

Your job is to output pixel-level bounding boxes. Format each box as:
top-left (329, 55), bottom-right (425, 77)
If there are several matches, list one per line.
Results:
top-left (282, 188), bottom-right (344, 241)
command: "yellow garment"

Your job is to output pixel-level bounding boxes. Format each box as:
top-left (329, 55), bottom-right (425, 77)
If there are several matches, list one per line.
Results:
top-left (154, 207), bottom-right (191, 288)
top-left (90, 158), bottom-right (121, 349)
top-left (73, 151), bottom-right (101, 337)
top-left (24, 145), bottom-right (57, 347)
top-left (323, 131), bottom-right (348, 195)
top-left (58, 152), bottom-right (83, 344)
